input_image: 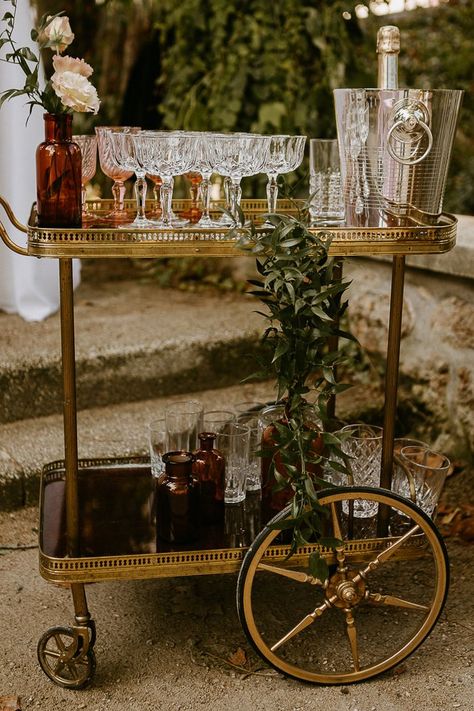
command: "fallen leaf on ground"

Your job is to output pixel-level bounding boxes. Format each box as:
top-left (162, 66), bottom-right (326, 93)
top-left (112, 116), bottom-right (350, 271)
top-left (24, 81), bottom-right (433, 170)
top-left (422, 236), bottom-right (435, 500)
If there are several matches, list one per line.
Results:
top-left (0, 696), bottom-right (21, 711)
top-left (228, 647), bottom-right (248, 667)
top-left (437, 503), bottom-right (474, 541)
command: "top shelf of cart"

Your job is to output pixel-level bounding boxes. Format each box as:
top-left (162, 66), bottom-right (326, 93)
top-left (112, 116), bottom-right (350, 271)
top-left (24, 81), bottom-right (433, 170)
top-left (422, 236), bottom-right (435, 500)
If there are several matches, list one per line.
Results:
top-left (16, 199), bottom-right (459, 259)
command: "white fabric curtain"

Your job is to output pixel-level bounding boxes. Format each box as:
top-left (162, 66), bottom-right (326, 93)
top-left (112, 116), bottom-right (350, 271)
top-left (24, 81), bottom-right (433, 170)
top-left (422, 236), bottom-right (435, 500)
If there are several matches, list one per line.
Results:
top-left (0, 0), bottom-right (80, 322)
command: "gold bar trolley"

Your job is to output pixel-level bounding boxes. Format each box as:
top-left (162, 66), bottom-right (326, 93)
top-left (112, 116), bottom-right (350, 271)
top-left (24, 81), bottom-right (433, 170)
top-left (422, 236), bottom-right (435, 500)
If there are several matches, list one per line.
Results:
top-left (0, 197), bottom-right (456, 687)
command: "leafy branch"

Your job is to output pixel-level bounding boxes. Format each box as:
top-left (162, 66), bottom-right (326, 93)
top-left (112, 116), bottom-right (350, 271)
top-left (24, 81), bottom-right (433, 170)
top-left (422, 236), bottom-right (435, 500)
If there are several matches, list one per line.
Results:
top-left (237, 208), bottom-right (354, 577)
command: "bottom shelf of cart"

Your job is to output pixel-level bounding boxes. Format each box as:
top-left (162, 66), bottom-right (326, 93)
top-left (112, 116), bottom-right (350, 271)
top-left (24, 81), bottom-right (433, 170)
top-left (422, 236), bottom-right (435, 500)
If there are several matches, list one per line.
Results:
top-left (38, 456), bottom-right (427, 584)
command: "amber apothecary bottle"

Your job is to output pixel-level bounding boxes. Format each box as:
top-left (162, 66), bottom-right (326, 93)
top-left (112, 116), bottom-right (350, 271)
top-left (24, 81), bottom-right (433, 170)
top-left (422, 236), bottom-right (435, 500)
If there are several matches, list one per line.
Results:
top-left (36, 114), bottom-right (82, 228)
top-left (193, 432), bottom-right (225, 525)
top-left (156, 451), bottom-right (199, 544)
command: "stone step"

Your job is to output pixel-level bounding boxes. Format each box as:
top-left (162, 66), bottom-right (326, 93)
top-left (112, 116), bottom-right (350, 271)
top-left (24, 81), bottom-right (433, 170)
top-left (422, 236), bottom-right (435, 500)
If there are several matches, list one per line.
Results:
top-left (0, 380), bottom-right (276, 509)
top-left (0, 379), bottom-right (383, 510)
top-left (0, 280), bottom-right (264, 424)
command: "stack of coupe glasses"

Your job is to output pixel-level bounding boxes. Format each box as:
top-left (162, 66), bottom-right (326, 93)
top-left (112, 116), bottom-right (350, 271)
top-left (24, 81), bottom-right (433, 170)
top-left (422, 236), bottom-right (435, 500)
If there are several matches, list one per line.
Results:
top-left (91, 129), bottom-right (307, 229)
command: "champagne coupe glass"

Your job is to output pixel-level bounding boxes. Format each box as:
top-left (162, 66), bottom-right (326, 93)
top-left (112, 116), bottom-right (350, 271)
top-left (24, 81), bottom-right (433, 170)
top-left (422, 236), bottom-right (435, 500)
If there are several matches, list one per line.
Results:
top-left (108, 128), bottom-right (154, 229)
top-left (182, 171), bottom-right (203, 223)
top-left (192, 133), bottom-right (223, 228)
top-left (147, 173), bottom-right (162, 219)
top-left (134, 131), bottom-right (198, 228)
top-left (73, 134), bottom-right (97, 223)
top-left (263, 134), bottom-right (307, 222)
top-left (95, 126), bottom-right (140, 224)
top-left (209, 133), bottom-right (267, 224)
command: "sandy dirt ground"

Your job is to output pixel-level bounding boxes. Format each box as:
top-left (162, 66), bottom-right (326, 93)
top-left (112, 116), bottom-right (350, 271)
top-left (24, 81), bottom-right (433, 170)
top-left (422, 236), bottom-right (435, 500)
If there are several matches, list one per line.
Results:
top-left (0, 505), bottom-right (473, 711)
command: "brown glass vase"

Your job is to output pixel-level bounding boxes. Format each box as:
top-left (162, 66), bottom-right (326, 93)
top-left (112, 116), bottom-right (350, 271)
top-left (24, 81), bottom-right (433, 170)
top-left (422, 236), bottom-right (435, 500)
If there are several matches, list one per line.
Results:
top-left (156, 452), bottom-right (199, 544)
top-left (260, 407), bottom-right (324, 523)
top-left (193, 432), bottom-right (225, 525)
top-left (36, 113), bottom-right (82, 228)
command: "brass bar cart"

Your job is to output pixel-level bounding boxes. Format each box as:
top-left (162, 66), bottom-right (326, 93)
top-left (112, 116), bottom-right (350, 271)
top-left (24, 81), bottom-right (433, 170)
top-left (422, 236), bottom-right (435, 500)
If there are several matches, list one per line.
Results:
top-left (0, 197), bottom-right (456, 687)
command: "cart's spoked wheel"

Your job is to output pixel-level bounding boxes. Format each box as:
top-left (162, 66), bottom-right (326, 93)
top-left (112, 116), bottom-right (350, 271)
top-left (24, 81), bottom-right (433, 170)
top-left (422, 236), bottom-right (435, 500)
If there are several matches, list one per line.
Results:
top-left (237, 486), bottom-right (449, 685)
top-left (37, 626), bottom-right (96, 689)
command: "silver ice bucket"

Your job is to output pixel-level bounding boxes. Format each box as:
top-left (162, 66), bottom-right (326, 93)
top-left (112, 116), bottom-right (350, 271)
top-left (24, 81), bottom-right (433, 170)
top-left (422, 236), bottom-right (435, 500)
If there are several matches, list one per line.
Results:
top-left (333, 88), bottom-right (463, 227)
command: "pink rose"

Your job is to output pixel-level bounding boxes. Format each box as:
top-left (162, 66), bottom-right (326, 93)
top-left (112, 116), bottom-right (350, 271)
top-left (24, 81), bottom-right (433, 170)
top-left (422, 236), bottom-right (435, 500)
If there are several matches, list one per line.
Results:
top-left (52, 55), bottom-right (93, 78)
top-left (40, 16), bottom-right (74, 54)
top-left (51, 71), bottom-right (100, 114)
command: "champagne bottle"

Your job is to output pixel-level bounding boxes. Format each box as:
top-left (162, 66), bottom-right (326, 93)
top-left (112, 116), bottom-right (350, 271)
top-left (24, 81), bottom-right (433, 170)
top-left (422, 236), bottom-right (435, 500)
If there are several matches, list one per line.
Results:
top-left (377, 25), bottom-right (400, 90)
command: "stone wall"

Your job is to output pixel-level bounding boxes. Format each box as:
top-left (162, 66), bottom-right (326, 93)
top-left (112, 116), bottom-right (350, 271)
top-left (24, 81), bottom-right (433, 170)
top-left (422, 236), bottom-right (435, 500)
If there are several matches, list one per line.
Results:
top-left (344, 216), bottom-right (474, 462)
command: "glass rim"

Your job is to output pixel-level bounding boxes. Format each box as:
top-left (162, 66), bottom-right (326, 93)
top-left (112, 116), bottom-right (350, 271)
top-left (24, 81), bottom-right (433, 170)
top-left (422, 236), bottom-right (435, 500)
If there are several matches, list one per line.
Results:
top-left (148, 417), bottom-right (166, 430)
top-left (340, 424), bottom-right (383, 440)
top-left (399, 445), bottom-right (450, 471)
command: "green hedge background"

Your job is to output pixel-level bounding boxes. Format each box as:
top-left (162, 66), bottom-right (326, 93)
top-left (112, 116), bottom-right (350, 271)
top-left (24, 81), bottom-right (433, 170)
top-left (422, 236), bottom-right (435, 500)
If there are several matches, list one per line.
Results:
top-left (36, 0), bottom-right (474, 213)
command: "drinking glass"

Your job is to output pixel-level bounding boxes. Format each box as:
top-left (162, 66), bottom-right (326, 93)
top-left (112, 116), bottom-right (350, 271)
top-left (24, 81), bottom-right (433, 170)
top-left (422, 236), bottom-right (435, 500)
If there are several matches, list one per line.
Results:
top-left (133, 131), bottom-right (198, 228)
top-left (217, 422), bottom-right (250, 504)
top-left (73, 134), bottom-right (97, 223)
top-left (233, 401), bottom-right (265, 423)
top-left (202, 410), bottom-right (236, 435)
top-left (309, 138), bottom-right (345, 226)
top-left (340, 424), bottom-right (383, 518)
top-left (209, 133), bottom-right (267, 224)
top-left (148, 418), bottom-right (168, 479)
top-left (182, 171), bottom-right (203, 223)
top-left (393, 445), bottom-right (450, 517)
top-left (164, 399), bottom-right (204, 452)
top-left (95, 126), bottom-right (140, 224)
top-left (263, 135), bottom-right (306, 220)
top-left (191, 133), bottom-right (223, 228)
top-left (108, 128), bottom-right (153, 228)
top-left (244, 422), bottom-right (261, 492)
top-left (147, 172), bottom-right (162, 219)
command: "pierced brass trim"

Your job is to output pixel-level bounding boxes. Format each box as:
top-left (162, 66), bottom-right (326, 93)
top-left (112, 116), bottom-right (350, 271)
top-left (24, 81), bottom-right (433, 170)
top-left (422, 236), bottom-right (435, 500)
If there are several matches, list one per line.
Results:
top-left (25, 199), bottom-right (457, 258)
top-left (39, 536), bottom-right (426, 584)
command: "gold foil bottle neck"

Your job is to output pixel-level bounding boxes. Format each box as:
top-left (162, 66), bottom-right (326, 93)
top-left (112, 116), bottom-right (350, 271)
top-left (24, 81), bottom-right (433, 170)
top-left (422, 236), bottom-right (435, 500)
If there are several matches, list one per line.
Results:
top-left (377, 26), bottom-right (401, 55)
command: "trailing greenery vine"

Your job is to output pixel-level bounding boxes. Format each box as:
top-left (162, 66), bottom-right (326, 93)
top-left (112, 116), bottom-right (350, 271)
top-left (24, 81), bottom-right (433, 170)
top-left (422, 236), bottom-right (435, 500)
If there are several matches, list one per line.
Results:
top-left (236, 208), bottom-right (353, 578)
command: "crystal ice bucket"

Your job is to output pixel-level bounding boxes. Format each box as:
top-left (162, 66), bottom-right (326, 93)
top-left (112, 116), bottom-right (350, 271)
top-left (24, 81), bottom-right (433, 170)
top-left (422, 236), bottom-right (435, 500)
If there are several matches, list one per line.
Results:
top-left (333, 88), bottom-right (463, 227)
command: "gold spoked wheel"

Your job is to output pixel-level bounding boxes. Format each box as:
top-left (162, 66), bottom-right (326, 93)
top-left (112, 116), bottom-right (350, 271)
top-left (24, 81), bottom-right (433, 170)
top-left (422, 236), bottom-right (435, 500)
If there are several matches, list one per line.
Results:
top-left (237, 486), bottom-right (449, 684)
top-left (37, 626), bottom-right (96, 689)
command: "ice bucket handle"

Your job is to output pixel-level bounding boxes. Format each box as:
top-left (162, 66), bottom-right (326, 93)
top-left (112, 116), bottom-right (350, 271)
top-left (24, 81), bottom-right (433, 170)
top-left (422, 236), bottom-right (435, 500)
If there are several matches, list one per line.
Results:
top-left (387, 102), bottom-right (433, 166)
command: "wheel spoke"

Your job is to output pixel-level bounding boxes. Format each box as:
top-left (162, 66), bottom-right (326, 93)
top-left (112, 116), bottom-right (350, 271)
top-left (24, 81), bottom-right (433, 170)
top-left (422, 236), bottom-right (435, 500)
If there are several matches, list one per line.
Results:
top-left (270, 598), bottom-right (334, 652)
top-left (344, 609), bottom-right (360, 672)
top-left (355, 524), bottom-right (420, 582)
top-left (66, 662), bottom-right (79, 680)
top-left (257, 562), bottom-right (323, 586)
top-left (366, 592), bottom-right (429, 612)
top-left (53, 633), bottom-right (67, 653)
top-left (330, 501), bottom-right (343, 541)
top-left (330, 502), bottom-right (347, 576)
top-left (43, 649), bottom-right (61, 659)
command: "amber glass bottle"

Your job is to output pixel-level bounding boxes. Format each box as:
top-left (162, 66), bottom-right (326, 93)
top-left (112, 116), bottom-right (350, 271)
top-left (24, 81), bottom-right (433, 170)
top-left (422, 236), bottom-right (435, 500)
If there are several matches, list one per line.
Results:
top-left (193, 432), bottom-right (225, 525)
top-left (36, 114), bottom-right (82, 228)
top-left (156, 452), bottom-right (199, 544)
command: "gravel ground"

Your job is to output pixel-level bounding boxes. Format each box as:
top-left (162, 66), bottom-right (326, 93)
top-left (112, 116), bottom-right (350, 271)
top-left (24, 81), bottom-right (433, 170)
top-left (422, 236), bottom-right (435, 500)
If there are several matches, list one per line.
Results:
top-left (0, 504), bottom-right (473, 711)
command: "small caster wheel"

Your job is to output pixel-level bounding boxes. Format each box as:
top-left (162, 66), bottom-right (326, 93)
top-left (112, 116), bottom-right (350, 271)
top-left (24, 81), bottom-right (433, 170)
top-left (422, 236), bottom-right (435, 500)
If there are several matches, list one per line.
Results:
top-left (37, 626), bottom-right (96, 689)
top-left (237, 486), bottom-right (449, 684)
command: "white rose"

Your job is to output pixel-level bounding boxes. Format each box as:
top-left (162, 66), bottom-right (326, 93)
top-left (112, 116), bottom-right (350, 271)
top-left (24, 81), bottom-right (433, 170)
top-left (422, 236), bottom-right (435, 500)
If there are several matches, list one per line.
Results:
top-left (52, 55), bottom-right (93, 78)
top-left (51, 71), bottom-right (100, 114)
top-left (41, 16), bottom-right (75, 54)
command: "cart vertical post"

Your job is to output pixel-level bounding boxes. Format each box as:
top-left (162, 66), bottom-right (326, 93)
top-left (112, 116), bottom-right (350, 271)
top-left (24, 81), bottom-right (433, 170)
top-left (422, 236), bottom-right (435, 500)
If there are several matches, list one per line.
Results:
top-left (378, 254), bottom-right (406, 536)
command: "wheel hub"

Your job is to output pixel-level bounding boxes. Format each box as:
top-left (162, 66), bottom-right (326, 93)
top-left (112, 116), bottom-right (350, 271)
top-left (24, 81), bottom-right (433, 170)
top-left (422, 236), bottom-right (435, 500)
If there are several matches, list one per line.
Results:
top-left (326, 569), bottom-right (366, 608)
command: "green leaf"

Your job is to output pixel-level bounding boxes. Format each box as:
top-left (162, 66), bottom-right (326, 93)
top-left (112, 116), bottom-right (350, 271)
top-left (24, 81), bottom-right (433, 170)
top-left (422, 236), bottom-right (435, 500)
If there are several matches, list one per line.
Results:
top-left (271, 339), bottom-right (289, 363)
top-left (318, 537), bottom-right (343, 549)
top-left (308, 552), bottom-right (329, 581)
top-left (17, 46), bottom-right (37, 62)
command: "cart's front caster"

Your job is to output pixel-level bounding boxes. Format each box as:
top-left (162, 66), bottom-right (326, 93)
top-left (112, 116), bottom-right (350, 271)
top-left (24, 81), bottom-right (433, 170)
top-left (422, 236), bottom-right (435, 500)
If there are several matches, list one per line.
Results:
top-left (237, 486), bottom-right (449, 685)
top-left (37, 625), bottom-right (96, 689)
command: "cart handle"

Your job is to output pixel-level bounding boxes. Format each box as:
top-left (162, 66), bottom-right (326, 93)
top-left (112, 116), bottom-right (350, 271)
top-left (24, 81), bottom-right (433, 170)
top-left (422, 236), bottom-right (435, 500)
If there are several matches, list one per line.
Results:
top-left (0, 195), bottom-right (29, 256)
